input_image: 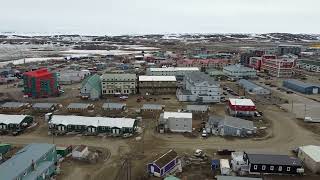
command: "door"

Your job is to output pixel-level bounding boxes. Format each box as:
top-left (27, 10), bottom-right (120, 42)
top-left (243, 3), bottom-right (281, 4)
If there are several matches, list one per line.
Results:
top-left (150, 165), bottom-right (154, 173)
top-left (312, 88), bottom-right (318, 94)
top-left (115, 129), bottom-right (120, 134)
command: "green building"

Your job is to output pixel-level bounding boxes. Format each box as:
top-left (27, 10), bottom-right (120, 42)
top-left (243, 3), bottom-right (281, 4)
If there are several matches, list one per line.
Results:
top-left (80, 74), bottom-right (102, 100)
top-left (49, 115), bottom-right (137, 135)
top-left (0, 114), bottom-right (34, 133)
top-left (0, 143), bottom-right (57, 180)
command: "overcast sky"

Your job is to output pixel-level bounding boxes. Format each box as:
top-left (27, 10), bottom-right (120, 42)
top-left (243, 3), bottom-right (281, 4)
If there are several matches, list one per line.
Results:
top-left (0, 0), bottom-right (319, 35)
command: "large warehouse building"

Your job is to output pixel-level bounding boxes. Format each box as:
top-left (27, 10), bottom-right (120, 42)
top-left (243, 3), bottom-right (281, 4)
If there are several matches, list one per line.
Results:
top-left (283, 79), bottom-right (320, 94)
top-left (238, 79), bottom-right (271, 95)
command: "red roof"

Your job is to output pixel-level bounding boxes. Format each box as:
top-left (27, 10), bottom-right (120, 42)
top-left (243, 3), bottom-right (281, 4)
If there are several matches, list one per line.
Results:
top-left (24, 68), bottom-right (52, 77)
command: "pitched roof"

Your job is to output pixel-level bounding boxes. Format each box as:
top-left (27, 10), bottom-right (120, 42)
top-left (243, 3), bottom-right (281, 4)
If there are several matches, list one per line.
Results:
top-left (299, 145), bottom-right (320, 162)
top-left (67, 103), bottom-right (91, 109)
top-left (32, 103), bottom-right (56, 109)
top-left (185, 72), bottom-right (218, 86)
top-left (141, 104), bottom-right (163, 110)
top-left (186, 105), bottom-right (208, 112)
top-left (221, 116), bottom-right (254, 130)
top-left (153, 149), bottom-right (178, 168)
top-left (0, 114), bottom-right (29, 124)
top-left (0, 143), bottom-right (55, 180)
top-left (81, 74), bottom-right (101, 91)
top-left (1, 102), bottom-right (28, 108)
top-left (103, 103), bottom-right (126, 110)
top-left (50, 115), bottom-right (136, 128)
top-left (216, 176), bottom-right (262, 180)
top-left (246, 153), bottom-right (302, 166)
top-left (284, 79), bottom-right (320, 88)
top-left (163, 112), bottom-right (192, 119)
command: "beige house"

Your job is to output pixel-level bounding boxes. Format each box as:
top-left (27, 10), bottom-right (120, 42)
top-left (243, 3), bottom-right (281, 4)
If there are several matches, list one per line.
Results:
top-left (101, 73), bottom-right (137, 96)
top-left (138, 76), bottom-right (177, 95)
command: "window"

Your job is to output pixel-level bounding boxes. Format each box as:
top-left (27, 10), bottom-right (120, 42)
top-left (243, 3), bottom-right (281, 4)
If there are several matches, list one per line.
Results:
top-left (253, 165), bottom-right (258, 170)
top-left (262, 165), bottom-right (266, 170)
top-left (270, 166), bottom-right (274, 171)
top-left (287, 167), bottom-right (291, 172)
top-left (278, 166), bottom-right (282, 171)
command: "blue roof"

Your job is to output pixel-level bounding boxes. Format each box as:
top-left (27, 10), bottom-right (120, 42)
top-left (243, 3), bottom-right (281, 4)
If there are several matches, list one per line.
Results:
top-left (284, 79), bottom-right (320, 89)
top-left (239, 79), bottom-right (269, 93)
top-left (0, 143), bottom-right (55, 180)
top-left (24, 161), bottom-right (54, 180)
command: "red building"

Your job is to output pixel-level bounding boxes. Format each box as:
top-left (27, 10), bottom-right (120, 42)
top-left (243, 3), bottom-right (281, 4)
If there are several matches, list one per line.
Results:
top-left (227, 98), bottom-right (256, 116)
top-left (23, 68), bottom-right (59, 98)
top-left (261, 55), bottom-right (297, 78)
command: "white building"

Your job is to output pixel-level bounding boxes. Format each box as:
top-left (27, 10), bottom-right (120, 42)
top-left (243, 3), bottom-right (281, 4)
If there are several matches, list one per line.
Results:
top-left (298, 145), bottom-right (320, 173)
top-left (101, 73), bottom-right (137, 96)
top-left (57, 70), bottom-right (90, 84)
top-left (72, 145), bottom-right (89, 159)
top-left (176, 72), bottom-right (221, 103)
top-left (146, 67), bottom-right (200, 81)
top-left (159, 112), bottom-right (192, 133)
top-left (223, 64), bottom-right (257, 78)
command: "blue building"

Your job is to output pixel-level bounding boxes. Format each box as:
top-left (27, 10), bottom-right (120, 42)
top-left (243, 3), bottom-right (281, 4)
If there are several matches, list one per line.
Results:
top-left (147, 149), bottom-right (178, 177)
top-left (239, 79), bottom-right (271, 95)
top-left (0, 143), bottom-right (57, 180)
top-left (283, 79), bottom-right (320, 94)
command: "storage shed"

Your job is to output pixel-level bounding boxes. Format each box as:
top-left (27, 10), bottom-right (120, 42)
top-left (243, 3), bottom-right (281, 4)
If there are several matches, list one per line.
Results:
top-left (141, 104), bottom-right (164, 117)
top-left (238, 79), bottom-right (271, 95)
top-left (32, 103), bottom-right (57, 112)
top-left (67, 103), bottom-right (93, 113)
top-left (283, 79), bottom-right (320, 94)
top-left (102, 103), bottom-right (127, 116)
top-left (159, 112), bottom-right (193, 133)
top-left (186, 105), bottom-right (209, 114)
top-left (147, 149), bottom-right (178, 177)
top-left (298, 145), bottom-right (320, 173)
top-left (0, 102), bottom-right (29, 112)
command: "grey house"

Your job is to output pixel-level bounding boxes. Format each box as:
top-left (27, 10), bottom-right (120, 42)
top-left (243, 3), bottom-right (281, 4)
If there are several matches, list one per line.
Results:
top-left (1, 102), bottom-right (29, 112)
top-left (238, 79), bottom-right (271, 95)
top-left (67, 103), bottom-right (93, 113)
top-left (218, 116), bottom-right (256, 137)
top-left (141, 104), bottom-right (164, 117)
top-left (159, 112), bottom-right (192, 133)
top-left (102, 103), bottom-right (127, 116)
top-left (32, 103), bottom-right (58, 112)
top-left (205, 115), bottom-right (224, 134)
top-left (186, 105), bottom-right (209, 114)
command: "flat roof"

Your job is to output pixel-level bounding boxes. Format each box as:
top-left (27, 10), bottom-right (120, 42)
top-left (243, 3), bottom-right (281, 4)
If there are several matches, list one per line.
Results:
top-left (229, 98), bottom-right (255, 106)
top-left (51, 115), bottom-right (136, 128)
top-left (141, 104), bottom-right (163, 110)
top-left (102, 103), bottom-right (126, 109)
top-left (163, 112), bottom-right (192, 119)
top-left (0, 114), bottom-right (28, 124)
top-left (0, 143), bottom-right (55, 180)
top-left (33, 103), bottom-right (56, 109)
top-left (149, 67), bottom-right (199, 72)
top-left (186, 105), bottom-right (209, 111)
top-left (299, 145), bottom-right (320, 162)
top-left (139, 76), bottom-right (176, 82)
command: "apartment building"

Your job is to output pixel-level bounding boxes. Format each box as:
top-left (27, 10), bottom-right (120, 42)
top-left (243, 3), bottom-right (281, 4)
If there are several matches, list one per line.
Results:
top-left (146, 67), bottom-right (199, 81)
top-left (101, 73), bottom-right (137, 96)
top-left (176, 72), bottom-right (221, 103)
top-left (260, 55), bottom-right (297, 78)
top-left (138, 76), bottom-right (177, 95)
top-left (223, 64), bottom-right (257, 79)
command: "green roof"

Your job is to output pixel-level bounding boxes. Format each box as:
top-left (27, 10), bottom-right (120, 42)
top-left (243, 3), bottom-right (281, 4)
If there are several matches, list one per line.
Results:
top-left (299, 59), bottom-right (320, 66)
top-left (164, 176), bottom-right (180, 180)
top-left (81, 74), bottom-right (101, 91)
